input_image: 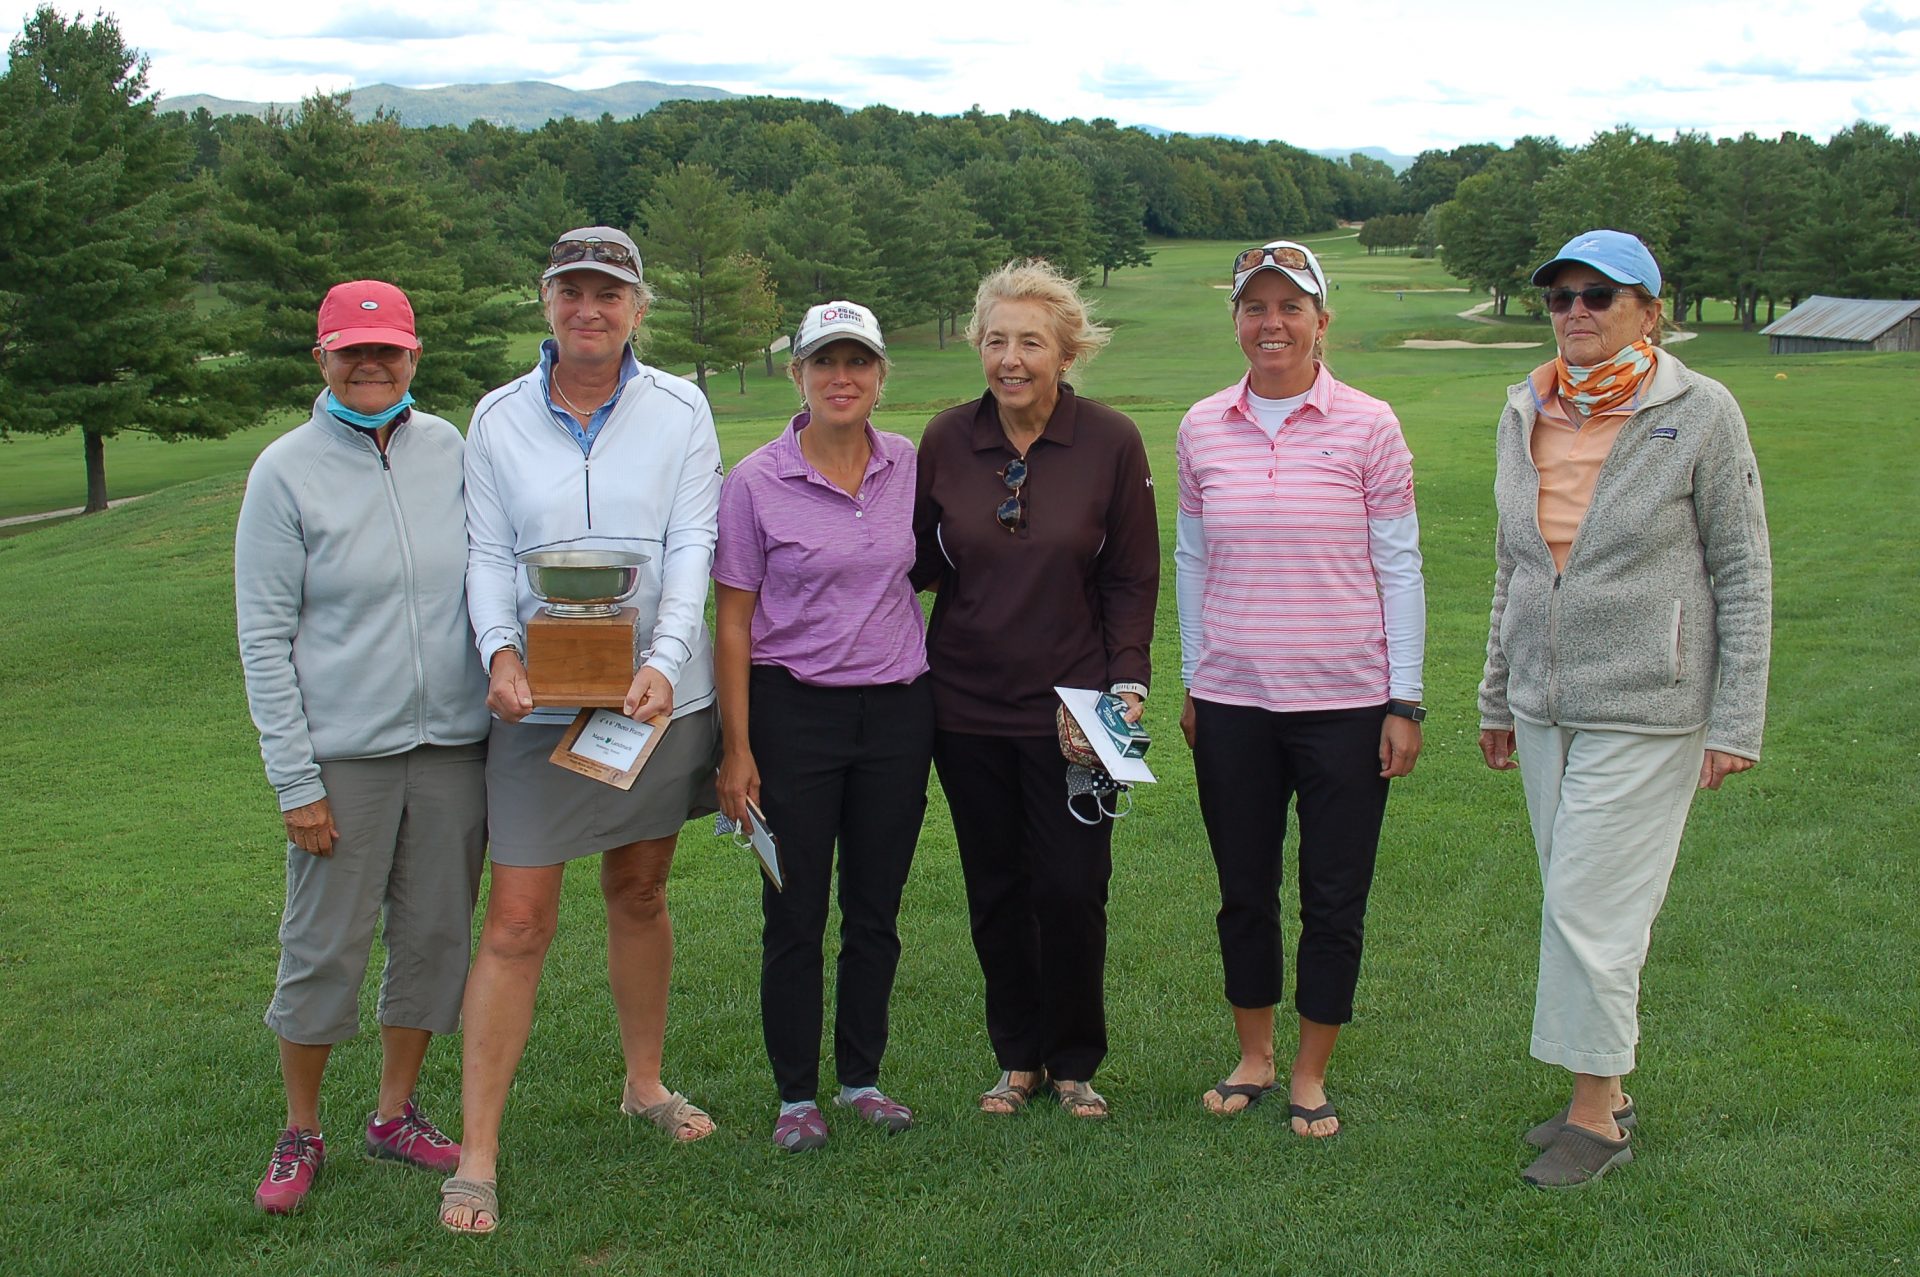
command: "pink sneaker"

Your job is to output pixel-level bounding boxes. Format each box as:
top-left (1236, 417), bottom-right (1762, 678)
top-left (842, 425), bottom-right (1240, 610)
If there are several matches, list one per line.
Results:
top-left (364, 1099), bottom-right (460, 1173)
top-left (255, 1127), bottom-right (325, 1214)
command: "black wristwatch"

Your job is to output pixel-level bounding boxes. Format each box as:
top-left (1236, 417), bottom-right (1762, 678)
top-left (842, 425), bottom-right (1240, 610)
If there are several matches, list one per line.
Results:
top-left (1385, 700), bottom-right (1427, 722)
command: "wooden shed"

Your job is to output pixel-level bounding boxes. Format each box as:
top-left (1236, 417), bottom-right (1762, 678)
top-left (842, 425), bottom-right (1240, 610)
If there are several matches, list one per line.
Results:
top-left (1761, 296), bottom-right (1920, 354)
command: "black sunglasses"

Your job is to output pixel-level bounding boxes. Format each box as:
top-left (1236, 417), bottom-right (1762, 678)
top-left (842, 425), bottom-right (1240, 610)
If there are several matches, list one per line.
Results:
top-left (995, 456), bottom-right (1027, 533)
top-left (549, 238), bottom-right (638, 271)
top-left (1542, 284), bottom-right (1638, 314)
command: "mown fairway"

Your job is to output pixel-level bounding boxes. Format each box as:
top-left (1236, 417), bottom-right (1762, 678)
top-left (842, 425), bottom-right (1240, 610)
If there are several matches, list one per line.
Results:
top-left (1, 235), bottom-right (1915, 1275)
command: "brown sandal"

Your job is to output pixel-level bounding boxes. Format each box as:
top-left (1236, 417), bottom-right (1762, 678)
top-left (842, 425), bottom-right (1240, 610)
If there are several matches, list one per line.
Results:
top-left (621, 1086), bottom-right (716, 1141)
top-left (1054, 1079), bottom-right (1109, 1119)
top-left (979, 1070), bottom-right (1047, 1114)
top-left (439, 1176), bottom-right (499, 1235)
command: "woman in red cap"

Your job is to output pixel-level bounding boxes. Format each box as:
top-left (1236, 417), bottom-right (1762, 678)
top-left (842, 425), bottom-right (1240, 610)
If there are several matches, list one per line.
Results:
top-left (236, 280), bottom-right (490, 1214)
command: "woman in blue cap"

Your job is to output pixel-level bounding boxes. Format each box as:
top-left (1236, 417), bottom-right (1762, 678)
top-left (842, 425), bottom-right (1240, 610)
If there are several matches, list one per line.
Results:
top-left (1477, 229), bottom-right (1773, 1188)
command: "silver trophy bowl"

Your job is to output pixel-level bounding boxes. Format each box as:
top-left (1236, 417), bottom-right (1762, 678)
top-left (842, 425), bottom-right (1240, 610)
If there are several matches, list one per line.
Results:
top-left (518, 549), bottom-right (648, 619)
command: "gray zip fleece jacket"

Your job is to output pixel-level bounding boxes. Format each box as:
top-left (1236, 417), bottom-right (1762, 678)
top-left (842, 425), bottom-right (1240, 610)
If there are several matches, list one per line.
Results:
top-left (1478, 352), bottom-right (1772, 759)
top-left (236, 397), bottom-right (491, 810)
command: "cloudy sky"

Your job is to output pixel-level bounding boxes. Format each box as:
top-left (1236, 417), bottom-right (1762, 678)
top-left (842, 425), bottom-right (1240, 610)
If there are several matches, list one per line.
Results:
top-left (17, 0), bottom-right (1920, 152)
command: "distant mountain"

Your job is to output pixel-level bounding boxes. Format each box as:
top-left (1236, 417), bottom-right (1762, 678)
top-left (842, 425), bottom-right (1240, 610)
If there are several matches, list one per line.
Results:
top-left (159, 79), bottom-right (739, 129)
top-left (1127, 127), bottom-right (1413, 173)
top-left (156, 83), bottom-right (1418, 173)
top-left (1311, 147), bottom-right (1417, 174)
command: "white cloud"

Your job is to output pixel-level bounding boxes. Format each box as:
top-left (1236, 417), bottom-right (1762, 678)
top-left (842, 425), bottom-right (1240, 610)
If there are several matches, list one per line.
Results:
top-left (24, 0), bottom-right (1915, 148)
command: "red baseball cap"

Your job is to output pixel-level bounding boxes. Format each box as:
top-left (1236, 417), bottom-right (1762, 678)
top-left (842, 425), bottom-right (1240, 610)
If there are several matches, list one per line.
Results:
top-left (316, 280), bottom-right (421, 351)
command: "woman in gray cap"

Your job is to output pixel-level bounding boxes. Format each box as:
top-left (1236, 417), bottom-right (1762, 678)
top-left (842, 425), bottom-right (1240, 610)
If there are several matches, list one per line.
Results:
top-left (441, 227), bottom-right (723, 1234)
top-left (236, 280), bottom-right (489, 1215)
top-left (1479, 229), bottom-right (1772, 1188)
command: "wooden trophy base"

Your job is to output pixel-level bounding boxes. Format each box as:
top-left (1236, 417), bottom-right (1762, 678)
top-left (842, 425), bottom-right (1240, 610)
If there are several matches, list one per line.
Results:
top-left (526, 607), bottom-right (639, 707)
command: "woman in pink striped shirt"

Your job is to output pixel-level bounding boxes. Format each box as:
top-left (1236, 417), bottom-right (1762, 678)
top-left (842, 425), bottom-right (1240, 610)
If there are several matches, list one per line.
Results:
top-left (1175, 240), bottom-right (1427, 1138)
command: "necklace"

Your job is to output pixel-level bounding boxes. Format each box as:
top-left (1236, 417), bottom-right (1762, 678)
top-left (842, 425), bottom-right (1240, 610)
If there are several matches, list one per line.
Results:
top-left (552, 378), bottom-right (612, 419)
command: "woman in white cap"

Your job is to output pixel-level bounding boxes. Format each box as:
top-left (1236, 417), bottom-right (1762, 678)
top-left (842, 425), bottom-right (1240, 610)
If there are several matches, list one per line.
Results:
top-left (1479, 229), bottom-right (1771, 1188)
top-left (236, 280), bottom-right (489, 1214)
top-left (441, 227), bottom-right (723, 1234)
top-left (1176, 240), bottom-right (1426, 1138)
top-left (712, 300), bottom-right (932, 1151)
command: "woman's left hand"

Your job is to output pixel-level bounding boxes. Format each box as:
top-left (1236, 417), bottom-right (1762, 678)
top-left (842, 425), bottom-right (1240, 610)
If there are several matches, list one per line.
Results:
top-left (1116, 691), bottom-right (1144, 725)
top-left (1698, 749), bottom-right (1753, 790)
top-left (1379, 714), bottom-right (1422, 778)
top-left (624, 665), bottom-right (675, 721)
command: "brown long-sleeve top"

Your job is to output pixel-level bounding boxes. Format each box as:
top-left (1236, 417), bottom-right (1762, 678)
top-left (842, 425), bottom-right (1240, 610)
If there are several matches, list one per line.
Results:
top-left (912, 385), bottom-right (1160, 736)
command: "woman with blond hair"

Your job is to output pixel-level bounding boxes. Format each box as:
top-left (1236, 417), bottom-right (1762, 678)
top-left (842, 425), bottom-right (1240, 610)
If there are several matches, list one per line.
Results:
top-left (913, 260), bottom-right (1159, 1120)
top-left (441, 226), bottom-right (722, 1234)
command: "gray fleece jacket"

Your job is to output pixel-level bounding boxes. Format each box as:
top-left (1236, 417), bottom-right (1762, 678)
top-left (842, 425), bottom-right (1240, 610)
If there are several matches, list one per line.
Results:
top-left (1478, 351), bottom-right (1772, 759)
top-left (236, 396), bottom-right (491, 810)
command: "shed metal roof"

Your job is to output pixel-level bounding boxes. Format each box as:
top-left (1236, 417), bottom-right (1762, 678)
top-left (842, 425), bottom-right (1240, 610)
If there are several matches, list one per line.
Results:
top-left (1760, 295), bottom-right (1920, 342)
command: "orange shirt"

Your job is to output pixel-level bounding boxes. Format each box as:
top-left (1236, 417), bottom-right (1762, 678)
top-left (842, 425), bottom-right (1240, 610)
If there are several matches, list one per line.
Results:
top-left (1529, 363), bottom-right (1632, 572)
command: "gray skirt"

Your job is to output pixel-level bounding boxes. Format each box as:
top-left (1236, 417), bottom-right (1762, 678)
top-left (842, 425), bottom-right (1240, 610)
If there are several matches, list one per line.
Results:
top-left (485, 704), bottom-right (720, 867)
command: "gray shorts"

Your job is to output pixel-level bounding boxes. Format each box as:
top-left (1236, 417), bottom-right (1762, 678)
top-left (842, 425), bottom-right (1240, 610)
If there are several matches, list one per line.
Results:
top-left (264, 742), bottom-right (487, 1045)
top-left (484, 704), bottom-right (720, 867)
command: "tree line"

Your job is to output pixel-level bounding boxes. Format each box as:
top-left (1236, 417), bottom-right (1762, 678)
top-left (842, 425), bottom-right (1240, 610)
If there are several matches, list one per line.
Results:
top-left (4, 6), bottom-right (1918, 511)
top-left (1418, 127), bottom-right (1920, 322)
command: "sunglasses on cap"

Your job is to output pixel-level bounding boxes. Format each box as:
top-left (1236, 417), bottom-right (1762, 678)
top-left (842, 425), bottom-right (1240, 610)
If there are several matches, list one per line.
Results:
top-left (1232, 245), bottom-right (1314, 277)
top-left (1542, 284), bottom-right (1645, 314)
top-left (549, 238), bottom-right (638, 271)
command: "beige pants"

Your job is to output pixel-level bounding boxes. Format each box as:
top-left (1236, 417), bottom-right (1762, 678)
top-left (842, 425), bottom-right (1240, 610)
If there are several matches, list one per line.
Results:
top-left (1514, 718), bottom-right (1706, 1076)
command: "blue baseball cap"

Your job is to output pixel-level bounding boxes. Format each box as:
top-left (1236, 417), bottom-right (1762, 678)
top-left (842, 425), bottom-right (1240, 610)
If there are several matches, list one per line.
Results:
top-left (1531, 229), bottom-right (1661, 294)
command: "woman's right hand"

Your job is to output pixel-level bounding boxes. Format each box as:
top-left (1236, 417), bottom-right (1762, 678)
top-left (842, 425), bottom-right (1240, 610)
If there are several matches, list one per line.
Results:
top-left (717, 747), bottom-right (761, 826)
top-left (283, 797), bottom-right (339, 856)
top-left (1180, 692), bottom-right (1197, 749)
top-left (1478, 727), bottom-right (1518, 771)
top-left (488, 648), bottom-right (534, 722)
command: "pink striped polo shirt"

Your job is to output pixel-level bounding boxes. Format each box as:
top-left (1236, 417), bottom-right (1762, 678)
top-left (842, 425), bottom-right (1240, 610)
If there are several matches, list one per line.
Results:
top-left (713, 414), bottom-right (928, 687)
top-left (1176, 366), bottom-right (1416, 712)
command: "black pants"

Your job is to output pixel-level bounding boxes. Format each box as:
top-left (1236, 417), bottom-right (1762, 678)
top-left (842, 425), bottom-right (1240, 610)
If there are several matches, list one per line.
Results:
top-left (751, 666), bottom-right (934, 1102)
top-left (1191, 698), bottom-right (1391, 1025)
top-left (932, 730), bottom-right (1113, 1081)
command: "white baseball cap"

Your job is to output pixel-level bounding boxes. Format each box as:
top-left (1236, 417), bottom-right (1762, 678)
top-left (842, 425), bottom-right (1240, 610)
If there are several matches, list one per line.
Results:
top-left (1229, 240), bottom-right (1329, 302)
top-left (792, 300), bottom-right (886, 360)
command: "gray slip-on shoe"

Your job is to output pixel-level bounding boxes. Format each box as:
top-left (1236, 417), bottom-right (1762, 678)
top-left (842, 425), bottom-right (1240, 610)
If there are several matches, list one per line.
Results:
top-left (1522, 1122), bottom-right (1634, 1189)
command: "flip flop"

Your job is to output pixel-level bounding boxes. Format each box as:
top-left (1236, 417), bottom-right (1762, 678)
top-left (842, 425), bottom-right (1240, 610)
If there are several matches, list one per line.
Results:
top-left (621, 1087), bottom-right (716, 1142)
top-left (1207, 1081), bottom-right (1280, 1114)
top-left (439, 1176), bottom-right (499, 1235)
top-left (979, 1070), bottom-right (1046, 1114)
top-left (1288, 1100), bottom-right (1339, 1138)
top-left (1523, 1095), bottom-right (1636, 1149)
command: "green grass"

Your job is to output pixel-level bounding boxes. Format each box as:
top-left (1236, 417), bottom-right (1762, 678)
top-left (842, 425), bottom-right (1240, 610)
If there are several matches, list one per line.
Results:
top-left (2, 233), bottom-right (1917, 1275)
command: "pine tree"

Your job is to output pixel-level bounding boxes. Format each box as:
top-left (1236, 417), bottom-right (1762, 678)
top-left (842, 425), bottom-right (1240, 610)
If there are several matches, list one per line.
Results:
top-left (639, 164), bottom-right (775, 398)
top-left (1087, 155), bottom-right (1152, 286)
top-left (0, 7), bottom-right (248, 512)
top-left (212, 94), bottom-right (516, 414)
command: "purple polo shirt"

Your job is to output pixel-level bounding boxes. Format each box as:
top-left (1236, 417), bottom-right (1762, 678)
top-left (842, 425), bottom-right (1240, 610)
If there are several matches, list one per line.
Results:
top-left (713, 413), bottom-right (928, 687)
